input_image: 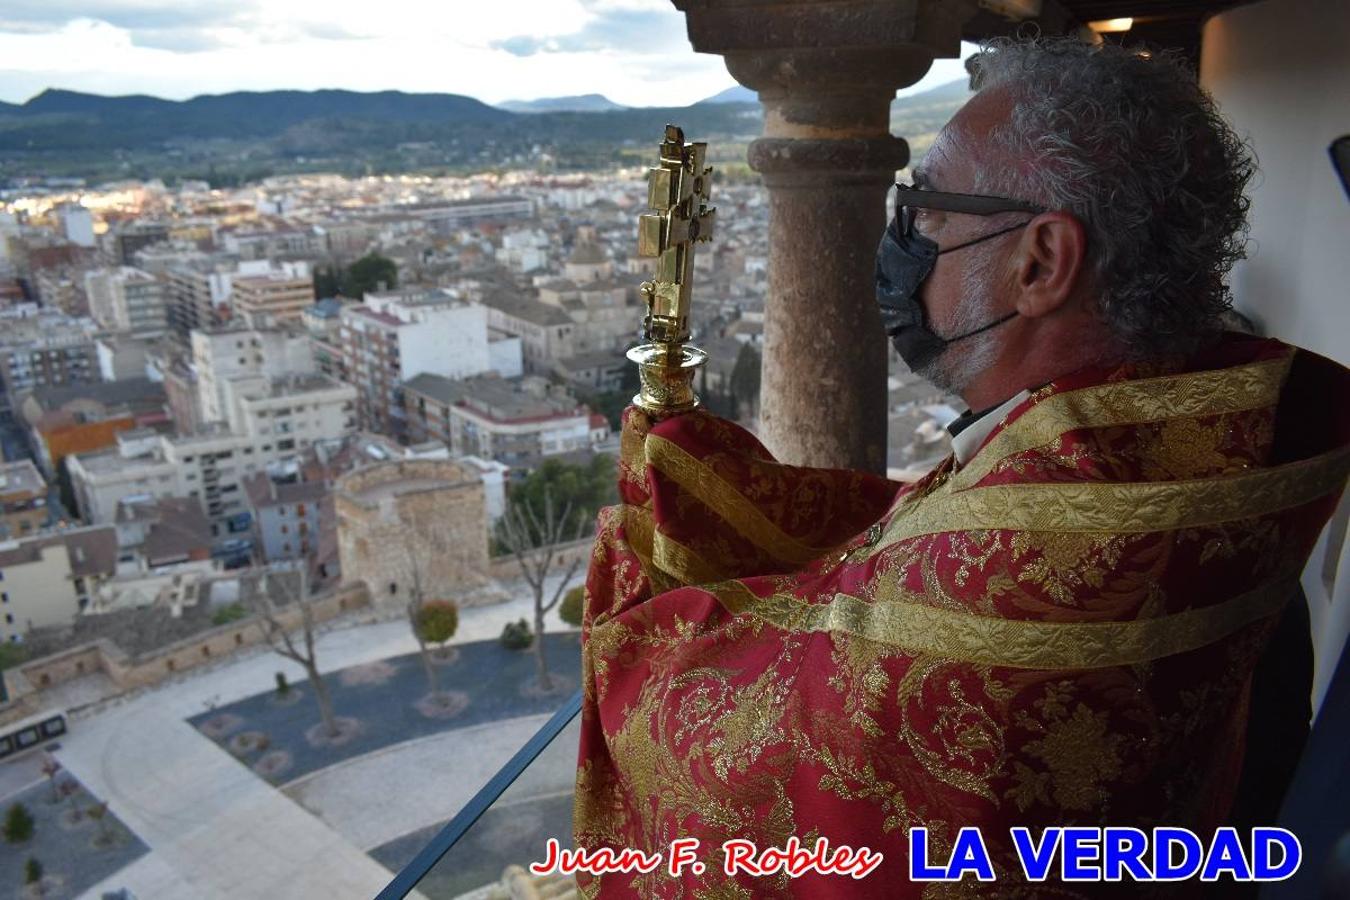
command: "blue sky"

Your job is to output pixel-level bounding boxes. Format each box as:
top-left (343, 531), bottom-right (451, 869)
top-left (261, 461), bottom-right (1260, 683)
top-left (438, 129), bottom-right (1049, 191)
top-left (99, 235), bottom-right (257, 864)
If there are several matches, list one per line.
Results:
top-left (0, 0), bottom-right (977, 106)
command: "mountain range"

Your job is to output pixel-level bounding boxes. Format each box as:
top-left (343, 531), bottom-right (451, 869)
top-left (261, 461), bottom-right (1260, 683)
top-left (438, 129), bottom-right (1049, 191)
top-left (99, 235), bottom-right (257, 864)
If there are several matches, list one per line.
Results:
top-left (0, 80), bottom-right (970, 183)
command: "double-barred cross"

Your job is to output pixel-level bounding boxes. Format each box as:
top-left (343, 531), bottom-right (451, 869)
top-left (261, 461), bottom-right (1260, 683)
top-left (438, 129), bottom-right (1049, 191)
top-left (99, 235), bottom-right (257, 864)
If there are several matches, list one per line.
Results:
top-left (637, 124), bottom-right (717, 347)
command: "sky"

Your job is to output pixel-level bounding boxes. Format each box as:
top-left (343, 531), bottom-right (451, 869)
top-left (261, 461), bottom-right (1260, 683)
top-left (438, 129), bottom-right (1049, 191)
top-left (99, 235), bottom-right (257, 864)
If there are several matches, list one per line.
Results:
top-left (0, 0), bottom-right (978, 107)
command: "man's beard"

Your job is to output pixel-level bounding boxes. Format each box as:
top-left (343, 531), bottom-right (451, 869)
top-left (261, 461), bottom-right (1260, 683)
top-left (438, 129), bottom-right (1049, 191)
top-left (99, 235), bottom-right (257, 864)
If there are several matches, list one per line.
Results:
top-left (914, 255), bottom-right (1004, 395)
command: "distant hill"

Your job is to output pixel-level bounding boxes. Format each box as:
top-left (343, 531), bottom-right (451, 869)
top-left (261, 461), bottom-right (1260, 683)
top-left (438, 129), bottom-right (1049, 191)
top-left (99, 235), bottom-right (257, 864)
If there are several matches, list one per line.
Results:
top-left (2, 87), bottom-right (508, 132)
top-left (698, 79), bottom-right (969, 111)
top-left (894, 78), bottom-right (972, 110)
top-left (701, 85), bottom-right (757, 105)
top-left (890, 78), bottom-right (972, 144)
top-left (497, 94), bottom-right (627, 114)
top-left (0, 81), bottom-right (970, 183)
top-left (0, 86), bottom-right (767, 183)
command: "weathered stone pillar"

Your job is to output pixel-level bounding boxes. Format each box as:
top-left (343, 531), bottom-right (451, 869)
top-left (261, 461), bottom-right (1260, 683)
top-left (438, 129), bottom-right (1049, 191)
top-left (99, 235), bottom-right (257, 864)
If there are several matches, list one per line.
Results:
top-left (672, 0), bottom-right (974, 473)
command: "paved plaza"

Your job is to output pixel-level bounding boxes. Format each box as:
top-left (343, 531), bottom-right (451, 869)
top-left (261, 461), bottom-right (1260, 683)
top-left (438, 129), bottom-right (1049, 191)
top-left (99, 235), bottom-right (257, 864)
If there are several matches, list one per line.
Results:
top-left (189, 636), bottom-right (581, 786)
top-left (0, 575), bottom-right (583, 900)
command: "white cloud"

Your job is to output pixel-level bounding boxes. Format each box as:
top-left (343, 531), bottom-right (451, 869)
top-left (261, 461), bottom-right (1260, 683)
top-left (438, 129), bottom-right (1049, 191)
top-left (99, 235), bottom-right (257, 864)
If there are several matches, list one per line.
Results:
top-left (0, 1), bottom-right (976, 108)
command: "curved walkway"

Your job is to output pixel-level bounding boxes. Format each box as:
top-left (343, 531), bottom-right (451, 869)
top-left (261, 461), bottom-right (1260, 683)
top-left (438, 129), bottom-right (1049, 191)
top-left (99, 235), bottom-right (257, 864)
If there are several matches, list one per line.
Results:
top-left (285, 712), bottom-right (568, 851)
top-left (54, 574), bottom-right (580, 900)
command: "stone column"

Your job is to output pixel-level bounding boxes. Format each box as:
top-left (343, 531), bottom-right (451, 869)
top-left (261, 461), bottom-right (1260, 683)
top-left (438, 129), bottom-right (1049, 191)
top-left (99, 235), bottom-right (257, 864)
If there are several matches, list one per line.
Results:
top-left (672, 0), bottom-right (974, 473)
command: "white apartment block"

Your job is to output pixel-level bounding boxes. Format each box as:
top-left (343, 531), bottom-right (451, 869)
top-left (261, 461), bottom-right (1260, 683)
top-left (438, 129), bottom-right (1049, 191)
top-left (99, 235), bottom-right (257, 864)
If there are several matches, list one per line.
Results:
top-left (499, 228), bottom-right (549, 273)
top-left (0, 526), bottom-right (116, 639)
top-left (339, 287), bottom-right (520, 436)
top-left (68, 375), bottom-right (356, 536)
top-left (192, 324), bottom-right (316, 426)
top-left (84, 266), bottom-right (170, 336)
top-left (57, 204), bottom-right (96, 248)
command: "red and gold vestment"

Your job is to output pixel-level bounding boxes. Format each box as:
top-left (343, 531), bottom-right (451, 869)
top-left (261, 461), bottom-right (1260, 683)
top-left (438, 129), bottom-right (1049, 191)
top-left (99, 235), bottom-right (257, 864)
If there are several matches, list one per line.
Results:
top-left (573, 334), bottom-right (1350, 897)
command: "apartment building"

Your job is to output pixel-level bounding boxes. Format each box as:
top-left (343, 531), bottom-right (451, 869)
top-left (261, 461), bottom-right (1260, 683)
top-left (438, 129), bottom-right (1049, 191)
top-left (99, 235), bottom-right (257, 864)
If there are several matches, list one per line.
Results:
top-left (164, 256), bottom-right (235, 339)
top-left (339, 287), bottom-right (518, 438)
top-left (402, 372), bottom-right (593, 465)
top-left (84, 266), bottom-right (170, 336)
top-left (231, 261), bottom-right (315, 328)
top-left (0, 309), bottom-right (99, 411)
top-left (67, 374), bottom-right (356, 537)
top-left (0, 526), bottom-right (117, 640)
top-left (0, 460), bottom-right (49, 539)
top-left (191, 324), bottom-right (316, 426)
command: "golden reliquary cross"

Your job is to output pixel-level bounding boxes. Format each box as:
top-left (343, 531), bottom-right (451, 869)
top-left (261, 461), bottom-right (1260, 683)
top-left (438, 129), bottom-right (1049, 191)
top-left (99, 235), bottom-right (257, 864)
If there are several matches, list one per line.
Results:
top-left (627, 124), bottom-right (716, 417)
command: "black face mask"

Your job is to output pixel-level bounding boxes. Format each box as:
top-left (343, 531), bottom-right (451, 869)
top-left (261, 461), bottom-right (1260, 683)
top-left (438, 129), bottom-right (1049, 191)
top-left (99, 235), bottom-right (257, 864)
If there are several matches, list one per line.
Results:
top-left (875, 214), bottom-right (1027, 374)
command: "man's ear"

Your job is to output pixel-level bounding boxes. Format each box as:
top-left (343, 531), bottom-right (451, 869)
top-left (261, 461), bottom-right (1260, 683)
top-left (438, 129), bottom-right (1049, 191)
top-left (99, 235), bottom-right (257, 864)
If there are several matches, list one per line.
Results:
top-left (1011, 211), bottom-right (1087, 319)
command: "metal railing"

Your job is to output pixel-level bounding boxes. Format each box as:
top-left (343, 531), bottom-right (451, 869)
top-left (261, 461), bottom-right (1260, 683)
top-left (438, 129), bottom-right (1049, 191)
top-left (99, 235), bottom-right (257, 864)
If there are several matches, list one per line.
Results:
top-left (375, 689), bottom-right (583, 900)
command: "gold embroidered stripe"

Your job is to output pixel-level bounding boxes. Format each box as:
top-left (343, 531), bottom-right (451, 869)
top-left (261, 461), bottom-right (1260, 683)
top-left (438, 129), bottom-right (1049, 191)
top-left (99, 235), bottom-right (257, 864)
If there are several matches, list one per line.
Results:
top-left (708, 576), bottom-right (1298, 669)
top-left (624, 502), bottom-right (728, 586)
top-left (622, 504), bottom-right (657, 569)
top-left (882, 444), bottom-right (1350, 543)
top-left (951, 355), bottom-right (1294, 490)
top-left (653, 529), bottom-right (727, 586)
top-left (645, 432), bottom-right (830, 565)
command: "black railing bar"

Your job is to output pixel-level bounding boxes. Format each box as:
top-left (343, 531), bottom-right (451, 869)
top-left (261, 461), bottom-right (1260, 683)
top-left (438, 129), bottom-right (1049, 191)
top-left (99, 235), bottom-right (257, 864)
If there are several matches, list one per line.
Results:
top-left (374, 689), bottom-right (584, 900)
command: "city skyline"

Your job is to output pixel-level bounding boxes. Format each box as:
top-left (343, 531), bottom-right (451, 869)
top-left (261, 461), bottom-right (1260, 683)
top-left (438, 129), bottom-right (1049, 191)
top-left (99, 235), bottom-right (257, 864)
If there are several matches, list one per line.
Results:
top-left (0, 0), bottom-right (977, 107)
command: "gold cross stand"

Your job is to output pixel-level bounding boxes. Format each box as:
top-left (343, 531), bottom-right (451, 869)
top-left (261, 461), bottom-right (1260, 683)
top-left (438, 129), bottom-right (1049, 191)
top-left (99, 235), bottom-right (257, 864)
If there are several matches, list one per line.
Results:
top-left (627, 124), bottom-right (716, 417)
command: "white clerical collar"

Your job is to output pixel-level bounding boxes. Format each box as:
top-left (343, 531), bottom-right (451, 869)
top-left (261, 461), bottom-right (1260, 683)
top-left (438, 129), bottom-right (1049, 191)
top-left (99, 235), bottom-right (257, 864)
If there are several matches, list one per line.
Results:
top-left (949, 389), bottom-right (1031, 467)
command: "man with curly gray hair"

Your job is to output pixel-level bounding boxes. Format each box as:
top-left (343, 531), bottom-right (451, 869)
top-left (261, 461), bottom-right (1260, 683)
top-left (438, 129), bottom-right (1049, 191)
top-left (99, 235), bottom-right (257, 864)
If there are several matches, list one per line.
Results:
top-left (878, 37), bottom-right (1257, 406)
top-left (574, 35), bottom-right (1350, 897)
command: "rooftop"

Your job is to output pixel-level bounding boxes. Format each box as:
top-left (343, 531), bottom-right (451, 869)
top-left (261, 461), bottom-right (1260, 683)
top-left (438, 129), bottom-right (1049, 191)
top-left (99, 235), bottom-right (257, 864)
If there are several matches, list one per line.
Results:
top-left (0, 459), bottom-right (47, 496)
top-left (241, 471), bottom-right (329, 510)
top-left (118, 497), bottom-right (213, 566)
top-left (477, 288), bottom-right (574, 327)
top-left (71, 447), bottom-right (170, 476)
top-left (409, 373), bottom-right (587, 424)
top-left (0, 525), bottom-right (117, 578)
top-left (25, 377), bottom-right (166, 419)
top-left (265, 371), bottom-right (348, 397)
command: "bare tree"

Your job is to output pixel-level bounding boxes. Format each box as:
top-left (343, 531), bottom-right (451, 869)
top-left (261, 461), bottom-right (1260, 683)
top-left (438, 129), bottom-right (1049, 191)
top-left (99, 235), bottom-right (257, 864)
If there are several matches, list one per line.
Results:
top-left (247, 565), bottom-right (340, 738)
top-left (496, 487), bottom-right (587, 693)
top-left (39, 756), bottom-right (60, 805)
top-left (397, 542), bottom-right (444, 699)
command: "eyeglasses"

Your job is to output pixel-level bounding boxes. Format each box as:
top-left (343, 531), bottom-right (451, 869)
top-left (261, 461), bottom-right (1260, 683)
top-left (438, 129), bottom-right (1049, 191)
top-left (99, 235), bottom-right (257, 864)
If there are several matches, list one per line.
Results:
top-left (893, 182), bottom-right (1047, 238)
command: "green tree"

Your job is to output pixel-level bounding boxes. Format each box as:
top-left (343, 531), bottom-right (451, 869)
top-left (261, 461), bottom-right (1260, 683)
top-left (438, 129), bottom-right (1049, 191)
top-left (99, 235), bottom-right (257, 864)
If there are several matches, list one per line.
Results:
top-left (729, 342), bottom-right (762, 420)
top-left (312, 266), bottom-right (342, 299)
top-left (3, 803), bottom-right (34, 843)
top-left (559, 585), bottom-right (585, 628)
top-left (414, 601), bottom-right (459, 650)
top-left (24, 857), bottom-right (42, 885)
top-left (344, 252), bottom-right (397, 298)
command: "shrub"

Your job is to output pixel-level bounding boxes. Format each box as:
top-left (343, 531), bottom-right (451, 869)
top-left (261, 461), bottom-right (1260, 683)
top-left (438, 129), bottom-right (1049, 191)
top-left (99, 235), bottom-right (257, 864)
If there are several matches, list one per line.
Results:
top-left (3, 803), bottom-right (34, 843)
top-left (212, 603), bottom-right (247, 626)
top-left (559, 586), bottom-right (585, 628)
top-left (414, 601), bottom-right (459, 648)
top-left (500, 618), bottom-right (533, 651)
top-left (25, 857), bottom-right (42, 885)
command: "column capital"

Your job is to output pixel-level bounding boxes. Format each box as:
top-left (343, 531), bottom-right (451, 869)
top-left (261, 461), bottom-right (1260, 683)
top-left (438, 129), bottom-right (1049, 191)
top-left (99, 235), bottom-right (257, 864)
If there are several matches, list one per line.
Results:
top-left (673, 0), bottom-right (976, 136)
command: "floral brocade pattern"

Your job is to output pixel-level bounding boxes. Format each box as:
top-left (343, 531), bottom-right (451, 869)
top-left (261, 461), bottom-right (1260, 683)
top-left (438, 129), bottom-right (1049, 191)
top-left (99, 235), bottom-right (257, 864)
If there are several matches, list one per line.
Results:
top-left (574, 335), bottom-right (1350, 898)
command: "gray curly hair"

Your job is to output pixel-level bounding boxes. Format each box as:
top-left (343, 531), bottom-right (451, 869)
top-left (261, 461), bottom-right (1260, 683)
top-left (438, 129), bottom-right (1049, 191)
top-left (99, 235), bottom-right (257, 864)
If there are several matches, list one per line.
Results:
top-left (968, 37), bottom-right (1256, 360)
